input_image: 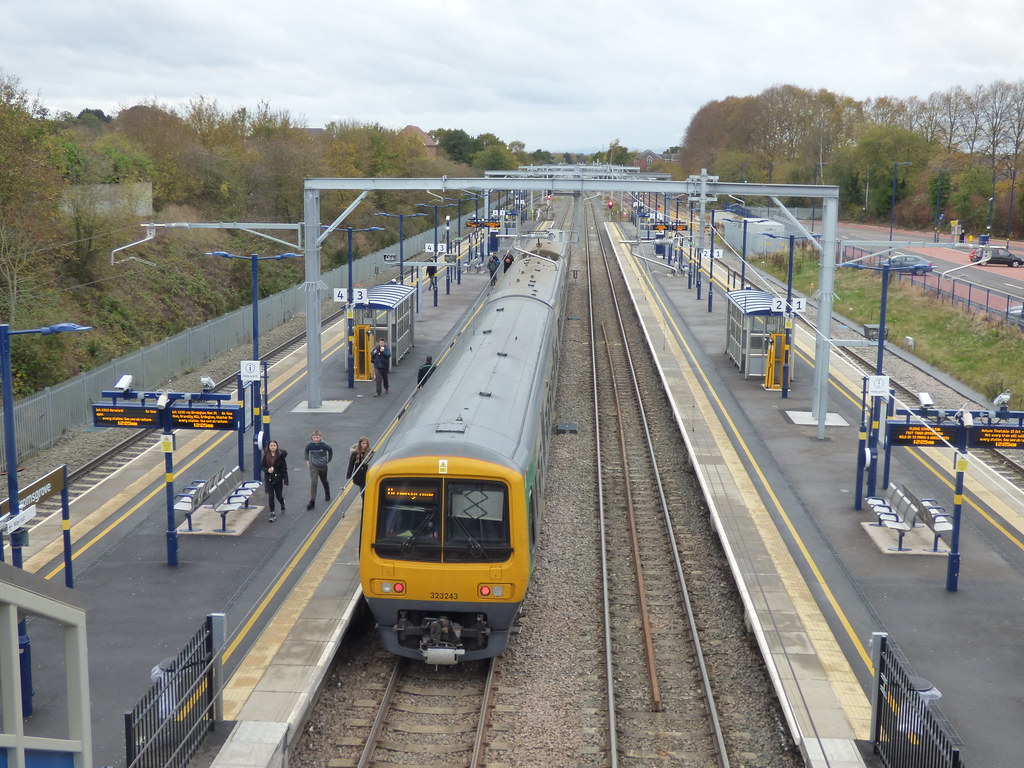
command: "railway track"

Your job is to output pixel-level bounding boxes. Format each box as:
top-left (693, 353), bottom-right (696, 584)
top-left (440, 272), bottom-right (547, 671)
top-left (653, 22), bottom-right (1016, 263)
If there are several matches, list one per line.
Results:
top-left (352, 657), bottom-right (495, 768)
top-left (293, 202), bottom-right (800, 768)
top-left (586, 204), bottom-right (730, 767)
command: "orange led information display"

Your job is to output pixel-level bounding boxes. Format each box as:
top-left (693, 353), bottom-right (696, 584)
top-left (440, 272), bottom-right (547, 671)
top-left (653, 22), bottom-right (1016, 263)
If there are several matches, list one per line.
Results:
top-left (969, 426), bottom-right (1024, 449)
top-left (92, 404), bottom-right (162, 428)
top-left (169, 406), bottom-right (239, 430)
top-left (887, 423), bottom-right (959, 446)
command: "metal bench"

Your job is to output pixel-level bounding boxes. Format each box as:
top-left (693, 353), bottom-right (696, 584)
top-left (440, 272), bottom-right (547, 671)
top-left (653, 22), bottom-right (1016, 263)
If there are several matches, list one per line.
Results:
top-left (865, 486), bottom-right (918, 552)
top-left (211, 468), bottom-right (263, 533)
top-left (174, 468), bottom-right (225, 532)
top-left (900, 485), bottom-right (953, 553)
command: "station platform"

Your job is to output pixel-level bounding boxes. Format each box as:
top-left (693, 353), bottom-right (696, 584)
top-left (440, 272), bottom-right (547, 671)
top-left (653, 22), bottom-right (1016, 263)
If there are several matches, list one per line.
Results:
top-left (612, 222), bottom-right (1024, 768)
top-left (16, 263), bottom-right (491, 766)
top-left (14, 224), bottom-right (1022, 768)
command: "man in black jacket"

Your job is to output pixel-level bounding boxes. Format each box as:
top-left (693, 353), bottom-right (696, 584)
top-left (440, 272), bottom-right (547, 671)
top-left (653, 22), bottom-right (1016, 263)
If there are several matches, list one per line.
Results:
top-left (304, 430), bottom-right (333, 510)
top-left (371, 338), bottom-right (391, 396)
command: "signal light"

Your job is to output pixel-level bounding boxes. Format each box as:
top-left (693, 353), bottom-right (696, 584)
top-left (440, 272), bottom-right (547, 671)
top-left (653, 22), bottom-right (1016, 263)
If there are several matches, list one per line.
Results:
top-left (607, 201), bottom-right (614, 208)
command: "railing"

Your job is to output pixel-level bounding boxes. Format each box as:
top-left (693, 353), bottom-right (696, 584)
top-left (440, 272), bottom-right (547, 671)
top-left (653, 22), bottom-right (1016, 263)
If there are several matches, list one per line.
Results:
top-left (839, 244), bottom-right (1023, 328)
top-left (870, 632), bottom-right (964, 768)
top-left (125, 614), bottom-right (224, 768)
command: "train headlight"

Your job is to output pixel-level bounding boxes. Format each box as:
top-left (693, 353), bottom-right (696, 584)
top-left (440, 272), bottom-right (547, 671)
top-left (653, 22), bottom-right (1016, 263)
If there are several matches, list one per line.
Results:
top-left (372, 580), bottom-right (406, 595)
top-left (478, 583), bottom-right (512, 598)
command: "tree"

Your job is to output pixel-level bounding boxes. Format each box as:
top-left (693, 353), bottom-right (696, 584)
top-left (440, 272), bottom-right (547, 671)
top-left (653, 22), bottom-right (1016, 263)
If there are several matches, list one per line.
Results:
top-left (431, 128), bottom-right (480, 164)
top-left (470, 143), bottom-right (518, 171)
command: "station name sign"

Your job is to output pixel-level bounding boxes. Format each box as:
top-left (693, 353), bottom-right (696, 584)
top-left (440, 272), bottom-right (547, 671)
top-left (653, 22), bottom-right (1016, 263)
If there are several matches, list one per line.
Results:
top-left (0, 465), bottom-right (66, 518)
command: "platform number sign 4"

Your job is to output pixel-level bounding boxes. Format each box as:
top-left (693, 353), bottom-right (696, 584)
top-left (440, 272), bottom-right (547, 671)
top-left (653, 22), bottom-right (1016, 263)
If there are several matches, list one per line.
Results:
top-left (333, 288), bottom-right (368, 304)
top-left (772, 297), bottom-right (806, 315)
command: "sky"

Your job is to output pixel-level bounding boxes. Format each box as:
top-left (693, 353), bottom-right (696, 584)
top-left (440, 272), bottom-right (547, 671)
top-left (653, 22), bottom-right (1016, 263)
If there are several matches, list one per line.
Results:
top-left (4, 0), bottom-right (1024, 154)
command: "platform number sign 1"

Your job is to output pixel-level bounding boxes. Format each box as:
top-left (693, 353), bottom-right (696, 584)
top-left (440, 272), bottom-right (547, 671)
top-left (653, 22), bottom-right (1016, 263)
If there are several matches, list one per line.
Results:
top-left (772, 297), bottom-right (806, 315)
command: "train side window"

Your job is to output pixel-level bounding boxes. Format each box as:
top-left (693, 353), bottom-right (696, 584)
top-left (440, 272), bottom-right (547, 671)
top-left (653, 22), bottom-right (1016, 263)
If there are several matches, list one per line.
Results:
top-left (444, 481), bottom-right (511, 562)
top-left (373, 479), bottom-right (442, 562)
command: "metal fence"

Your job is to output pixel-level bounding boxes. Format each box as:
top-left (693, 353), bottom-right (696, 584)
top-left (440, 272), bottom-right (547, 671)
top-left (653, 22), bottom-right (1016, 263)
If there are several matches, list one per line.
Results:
top-left (0, 210), bottom-right (488, 470)
top-left (125, 614), bottom-right (224, 768)
top-left (838, 244), bottom-right (1024, 328)
top-left (870, 632), bottom-right (964, 768)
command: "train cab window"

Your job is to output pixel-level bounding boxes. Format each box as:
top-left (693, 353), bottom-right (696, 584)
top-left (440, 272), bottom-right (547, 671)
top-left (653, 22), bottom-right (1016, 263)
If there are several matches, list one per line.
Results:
top-left (373, 479), bottom-right (442, 562)
top-left (444, 481), bottom-right (511, 562)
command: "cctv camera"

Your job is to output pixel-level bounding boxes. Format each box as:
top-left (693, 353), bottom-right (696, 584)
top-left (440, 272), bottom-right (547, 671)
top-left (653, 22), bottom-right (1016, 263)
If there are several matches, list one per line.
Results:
top-left (993, 390), bottom-right (1012, 408)
top-left (156, 392), bottom-right (170, 409)
top-left (114, 374), bottom-right (134, 392)
top-left (917, 392), bottom-right (934, 409)
top-left (961, 410), bottom-right (974, 428)
top-left (200, 376), bottom-right (216, 391)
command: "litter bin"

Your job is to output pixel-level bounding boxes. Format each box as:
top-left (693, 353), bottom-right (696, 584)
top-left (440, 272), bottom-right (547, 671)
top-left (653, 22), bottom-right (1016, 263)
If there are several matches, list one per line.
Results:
top-left (150, 657), bottom-right (177, 719)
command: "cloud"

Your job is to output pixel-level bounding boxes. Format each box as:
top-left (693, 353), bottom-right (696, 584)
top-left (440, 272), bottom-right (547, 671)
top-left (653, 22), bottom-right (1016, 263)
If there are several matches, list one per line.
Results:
top-left (5, 0), bottom-right (1024, 153)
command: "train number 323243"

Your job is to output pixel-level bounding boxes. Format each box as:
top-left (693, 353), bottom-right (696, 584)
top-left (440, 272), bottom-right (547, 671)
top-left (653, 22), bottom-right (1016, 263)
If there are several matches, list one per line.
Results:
top-left (430, 592), bottom-right (458, 600)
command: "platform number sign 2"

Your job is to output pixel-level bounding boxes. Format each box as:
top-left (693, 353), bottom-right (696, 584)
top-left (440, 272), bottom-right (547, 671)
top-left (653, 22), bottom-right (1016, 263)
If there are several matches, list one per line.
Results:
top-left (772, 297), bottom-right (806, 315)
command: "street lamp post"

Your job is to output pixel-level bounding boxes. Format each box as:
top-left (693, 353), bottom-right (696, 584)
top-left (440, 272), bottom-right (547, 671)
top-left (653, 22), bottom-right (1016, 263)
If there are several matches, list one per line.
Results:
top-left (987, 196), bottom-right (995, 239)
top-left (889, 161), bottom-right (910, 241)
top-left (1008, 171), bottom-right (1019, 240)
top-left (1, 321), bottom-right (91, 716)
top-left (866, 263), bottom-right (893, 497)
top-left (416, 202), bottom-right (453, 301)
top-left (342, 227), bottom-right (384, 389)
top-left (445, 215), bottom-right (452, 293)
top-left (933, 170), bottom-right (945, 242)
top-left (207, 251), bottom-right (301, 477)
top-left (811, 162), bottom-right (827, 234)
top-left (375, 212), bottom-right (426, 284)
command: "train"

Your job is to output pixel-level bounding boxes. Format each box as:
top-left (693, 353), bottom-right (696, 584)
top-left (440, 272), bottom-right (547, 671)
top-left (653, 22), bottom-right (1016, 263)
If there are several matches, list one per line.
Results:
top-left (359, 236), bottom-right (568, 664)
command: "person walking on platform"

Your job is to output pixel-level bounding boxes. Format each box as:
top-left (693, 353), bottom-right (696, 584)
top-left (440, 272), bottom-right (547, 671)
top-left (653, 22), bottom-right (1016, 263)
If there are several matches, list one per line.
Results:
top-left (261, 440), bottom-right (289, 522)
top-left (304, 430), bottom-right (333, 510)
top-left (371, 338), bottom-right (391, 396)
top-left (487, 254), bottom-right (500, 285)
top-left (346, 436), bottom-right (371, 493)
top-left (417, 355), bottom-right (436, 388)
top-left (503, 252), bottom-right (514, 273)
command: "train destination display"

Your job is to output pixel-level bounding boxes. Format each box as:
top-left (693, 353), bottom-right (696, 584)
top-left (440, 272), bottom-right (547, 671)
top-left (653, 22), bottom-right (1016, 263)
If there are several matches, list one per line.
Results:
top-left (92, 404), bottom-right (162, 429)
top-left (170, 406), bottom-right (239, 430)
top-left (887, 422), bottom-right (959, 446)
top-left (970, 426), bottom-right (1024, 449)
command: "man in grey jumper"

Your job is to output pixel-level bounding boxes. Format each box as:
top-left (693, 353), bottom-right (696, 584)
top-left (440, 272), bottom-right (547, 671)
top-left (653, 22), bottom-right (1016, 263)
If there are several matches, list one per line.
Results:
top-left (304, 430), bottom-right (334, 509)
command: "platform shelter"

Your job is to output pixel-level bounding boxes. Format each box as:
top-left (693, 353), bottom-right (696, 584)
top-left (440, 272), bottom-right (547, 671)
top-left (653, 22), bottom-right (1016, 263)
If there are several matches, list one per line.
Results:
top-left (724, 288), bottom-right (791, 387)
top-left (350, 283), bottom-right (416, 380)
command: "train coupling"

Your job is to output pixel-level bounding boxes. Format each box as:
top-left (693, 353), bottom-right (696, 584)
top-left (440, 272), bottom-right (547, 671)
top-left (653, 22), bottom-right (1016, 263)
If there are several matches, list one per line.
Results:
top-left (420, 617), bottom-right (465, 665)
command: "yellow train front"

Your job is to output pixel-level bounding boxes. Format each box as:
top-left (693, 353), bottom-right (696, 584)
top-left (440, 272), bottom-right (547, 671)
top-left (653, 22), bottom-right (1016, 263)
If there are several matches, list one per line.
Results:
top-left (360, 250), bottom-right (565, 664)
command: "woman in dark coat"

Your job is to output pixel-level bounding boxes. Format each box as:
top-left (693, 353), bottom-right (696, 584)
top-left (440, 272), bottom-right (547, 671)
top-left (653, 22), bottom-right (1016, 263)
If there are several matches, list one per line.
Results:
top-left (262, 440), bottom-right (289, 522)
top-left (347, 436), bottom-right (371, 492)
